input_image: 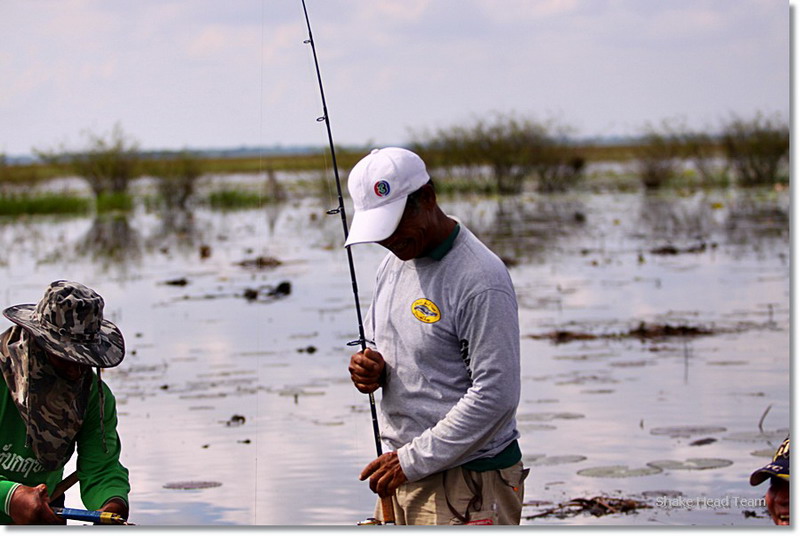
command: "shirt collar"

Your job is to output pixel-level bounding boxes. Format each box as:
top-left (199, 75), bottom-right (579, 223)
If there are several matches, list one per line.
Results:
top-left (427, 222), bottom-right (460, 261)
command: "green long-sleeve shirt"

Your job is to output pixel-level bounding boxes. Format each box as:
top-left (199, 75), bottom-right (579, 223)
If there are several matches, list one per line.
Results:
top-left (0, 374), bottom-right (129, 524)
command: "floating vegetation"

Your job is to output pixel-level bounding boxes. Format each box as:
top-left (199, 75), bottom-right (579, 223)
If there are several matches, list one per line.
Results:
top-left (556, 375), bottom-right (617, 386)
top-left (650, 425), bottom-right (727, 438)
top-left (751, 448), bottom-right (776, 458)
top-left (610, 360), bottom-right (650, 368)
top-left (518, 412), bottom-right (585, 422)
top-left (689, 437), bottom-right (717, 446)
top-left (526, 496), bottom-right (652, 519)
top-left (236, 256), bottom-right (282, 269)
top-left (312, 419), bottom-right (345, 426)
top-left (533, 330), bottom-right (598, 343)
top-left (722, 429), bottom-right (789, 443)
top-left (278, 388), bottom-right (325, 398)
top-left (526, 455), bottom-right (587, 467)
top-left (646, 458), bottom-right (733, 471)
top-left (582, 389), bottom-right (615, 395)
top-left (518, 423), bottom-right (558, 432)
top-left (531, 322), bottom-right (716, 344)
top-left (641, 490), bottom-right (683, 499)
top-left (163, 481), bottom-right (222, 490)
top-left (577, 465), bottom-right (663, 478)
top-left (650, 242), bottom-right (712, 255)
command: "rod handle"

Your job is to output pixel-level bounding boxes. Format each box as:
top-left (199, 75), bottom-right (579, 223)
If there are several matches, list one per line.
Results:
top-left (380, 496), bottom-right (396, 525)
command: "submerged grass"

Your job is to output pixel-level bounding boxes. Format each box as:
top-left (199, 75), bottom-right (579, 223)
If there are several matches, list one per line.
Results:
top-left (96, 192), bottom-right (134, 212)
top-left (0, 193), bottom-right (91, 216)
top-left (207, 189), bottom-right (264, 210)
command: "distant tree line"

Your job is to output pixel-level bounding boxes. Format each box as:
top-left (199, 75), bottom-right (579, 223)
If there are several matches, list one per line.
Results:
top-left (411, 111), bottom-right (788, 193)
top-left (1, 111), bottom-right (788, 215)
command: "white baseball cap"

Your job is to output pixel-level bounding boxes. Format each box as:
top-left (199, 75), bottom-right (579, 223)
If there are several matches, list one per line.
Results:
top-left (344, 147), bottom-right (430, 247)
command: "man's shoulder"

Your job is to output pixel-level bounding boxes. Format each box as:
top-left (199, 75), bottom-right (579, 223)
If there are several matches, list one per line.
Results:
top-left (449, 226), bottom-right (510, 279)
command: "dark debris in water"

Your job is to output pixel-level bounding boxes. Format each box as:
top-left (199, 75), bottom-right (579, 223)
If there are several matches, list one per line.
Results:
top-left (526, 496), bottom-right (651, 519)
top-left (225, 414), bottom-right (246, 426)
top-left (163, 277), bottom-right (189, 286)
top-left (530, 321), bottom-right (716, 344)
top-left (243, 281), bottom-right (292, 302)
top-left (236, 256), bottom-right (282, 269)
top-left (689, 437), bottom-right (717, 446)
top-left (649, 242), bottom-right (716, 256)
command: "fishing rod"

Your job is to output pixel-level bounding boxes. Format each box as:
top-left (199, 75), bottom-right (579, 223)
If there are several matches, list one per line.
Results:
top-left (299, 0), bottom-right (395, 525)
top-left (53, 507), bottom-right (133, 525)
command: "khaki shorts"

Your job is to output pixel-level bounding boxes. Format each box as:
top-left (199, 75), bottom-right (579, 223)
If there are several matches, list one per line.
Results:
top-left (373, 461), bottom-right (528, 525)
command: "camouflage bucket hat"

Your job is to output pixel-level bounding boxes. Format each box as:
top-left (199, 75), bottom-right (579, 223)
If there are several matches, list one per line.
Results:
top-left (2, 280), bottom-right (124, 368)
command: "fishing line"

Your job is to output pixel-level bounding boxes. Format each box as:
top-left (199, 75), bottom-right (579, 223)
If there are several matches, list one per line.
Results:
top-left (254, 0), bottom-right (267, 523)
top-left (299, 0), bottom-right (394, 524)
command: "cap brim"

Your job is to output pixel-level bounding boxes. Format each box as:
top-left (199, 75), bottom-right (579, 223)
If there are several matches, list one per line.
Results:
top-left (750, 463), bottom-right (789, 486)
top-left (3, 304), bottom-right (125, 368)
top-left (344, 196), bottom-right (408, 247)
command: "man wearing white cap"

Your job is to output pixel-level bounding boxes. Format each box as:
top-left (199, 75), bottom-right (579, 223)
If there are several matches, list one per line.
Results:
top-left (346, 147), bottom-right (526, 525)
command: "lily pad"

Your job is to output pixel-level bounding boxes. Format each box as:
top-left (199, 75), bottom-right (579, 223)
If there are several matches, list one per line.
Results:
top-left (722, 429), bottom-right (789, 443)
top-left (647, 458), bottom-right (733, 471)
top-left (641, 490), bottom-right (683, 499)
top-left (163, 481), bottom-right (222, 490)
top-left (577, 465), bottom-right (662, 478)
top-left (751, 448), bottom-right (776, 458)
top-left (278, 389), bottom-right (325, 397)
top-left (528, 455), bottom-right (587, 466)
top-left (518, 412), bottom-right (585, 422)
top-left (518, 423), bottom-right (558, 432)
top-left (609, 360), bottom-right (650, 368)
top-left (581, 389), bottom-right (615, 395)
top-left (650, 425), bottom-right (727, 438)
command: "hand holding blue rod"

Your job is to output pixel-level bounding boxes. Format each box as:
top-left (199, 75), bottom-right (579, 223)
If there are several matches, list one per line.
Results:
top-left (53, 507), bottom-right (133, 525)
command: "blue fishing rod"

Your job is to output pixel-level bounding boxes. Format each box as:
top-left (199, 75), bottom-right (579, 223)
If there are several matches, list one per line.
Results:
top-left (300, 0), bottom-right (395, 525)
top-left (53, 507), bottom-right (133, 525)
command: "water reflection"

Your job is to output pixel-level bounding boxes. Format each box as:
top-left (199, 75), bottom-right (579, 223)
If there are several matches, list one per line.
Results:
top-left (453, 195), bottom-right (588, 264)
top-left (145, 208), bottom-right (204, 256)
top-left (77, 214), bottom-right (142, 271)
top-left (0, 187), bottom-right (789, 526)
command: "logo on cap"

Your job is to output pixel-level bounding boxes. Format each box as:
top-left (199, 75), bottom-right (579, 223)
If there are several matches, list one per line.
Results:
top-left (374, 180), bottom-right (391, 197)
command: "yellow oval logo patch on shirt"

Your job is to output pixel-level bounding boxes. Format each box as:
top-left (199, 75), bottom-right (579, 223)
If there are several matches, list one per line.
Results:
top-left (411, 298), bottom-right (441, 323)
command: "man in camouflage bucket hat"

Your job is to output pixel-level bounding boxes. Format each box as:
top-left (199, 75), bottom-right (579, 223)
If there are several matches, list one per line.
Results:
top-left (0, 281), bottom-right (129, 524)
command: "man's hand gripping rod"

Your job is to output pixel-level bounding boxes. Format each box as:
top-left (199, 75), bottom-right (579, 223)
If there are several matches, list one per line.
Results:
top-left (300, 0), bottom-right (395, 525)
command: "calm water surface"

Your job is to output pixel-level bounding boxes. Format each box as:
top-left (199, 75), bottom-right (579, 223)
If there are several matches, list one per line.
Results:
top-left (0, 185), bottom-right (789, 526)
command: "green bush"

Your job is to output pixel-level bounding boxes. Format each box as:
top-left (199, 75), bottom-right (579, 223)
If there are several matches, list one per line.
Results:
top-left (36, 124), bottom-right (140, 197)
top-left (143, 151), bottom-right (203, 209)
top-left (633, 122), bottom-right (683, 190)
top-left (721, 113), bottom-right (789, 186)
top-left (411, 113), bottom-right (584, 195)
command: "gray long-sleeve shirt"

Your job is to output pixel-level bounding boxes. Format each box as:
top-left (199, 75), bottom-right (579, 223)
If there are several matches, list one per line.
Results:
top-left (365, 223), bottom-right (521, 482)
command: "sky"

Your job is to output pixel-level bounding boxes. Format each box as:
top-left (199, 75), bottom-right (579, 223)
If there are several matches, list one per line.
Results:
top-left (0, 0), bottom-right (791, 157)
